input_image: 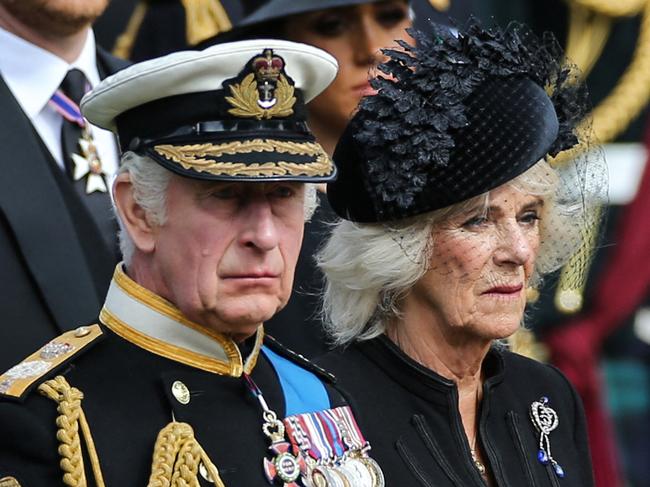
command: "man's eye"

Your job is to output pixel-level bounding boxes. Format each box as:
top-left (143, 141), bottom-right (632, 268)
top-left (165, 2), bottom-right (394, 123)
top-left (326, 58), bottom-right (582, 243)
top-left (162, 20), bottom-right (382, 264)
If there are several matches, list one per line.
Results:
top-left (270, 185), bottom-right (296, 198)
top-left (211, 188), bottom-right (238, 199)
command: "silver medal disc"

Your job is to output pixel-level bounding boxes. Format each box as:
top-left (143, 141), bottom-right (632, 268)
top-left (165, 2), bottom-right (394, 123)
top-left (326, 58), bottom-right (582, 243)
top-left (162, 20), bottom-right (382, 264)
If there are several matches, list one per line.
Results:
top-left (361, 457), bottom-right (385, 487)
top-left (311, 465), bottom-right (349, 487)
top-left (337, 458), bottom-right (374, 486)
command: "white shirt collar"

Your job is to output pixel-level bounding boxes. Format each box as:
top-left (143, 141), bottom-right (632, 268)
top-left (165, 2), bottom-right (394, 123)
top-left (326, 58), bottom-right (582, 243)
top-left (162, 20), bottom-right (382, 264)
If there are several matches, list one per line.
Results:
top-left (0, 26), bottom-right (99, 119)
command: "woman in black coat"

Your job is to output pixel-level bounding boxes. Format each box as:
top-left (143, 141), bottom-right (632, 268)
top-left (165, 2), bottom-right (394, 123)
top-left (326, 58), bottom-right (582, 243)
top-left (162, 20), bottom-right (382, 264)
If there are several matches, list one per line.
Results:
top-left (316, 20), bottom-right (607, 486)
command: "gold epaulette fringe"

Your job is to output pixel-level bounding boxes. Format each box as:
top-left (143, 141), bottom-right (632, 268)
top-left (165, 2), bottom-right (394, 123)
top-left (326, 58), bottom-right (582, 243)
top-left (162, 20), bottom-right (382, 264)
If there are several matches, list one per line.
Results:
top-left (148, 422), bottom-right (225, 487)
top-left (38, 376), bottom-right (105, 487)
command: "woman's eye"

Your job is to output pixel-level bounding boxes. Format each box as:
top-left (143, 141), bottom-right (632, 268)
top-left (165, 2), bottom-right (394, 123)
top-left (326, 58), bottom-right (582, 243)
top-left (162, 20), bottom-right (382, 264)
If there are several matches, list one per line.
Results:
top-left (462, 215), bottom-right (489, 228)
top-left (375, 5), bottom-right (409, 27)
top-left (519, 212), bottom-right (541, 225)
top-left (311, 14), bottom-right (346, 37)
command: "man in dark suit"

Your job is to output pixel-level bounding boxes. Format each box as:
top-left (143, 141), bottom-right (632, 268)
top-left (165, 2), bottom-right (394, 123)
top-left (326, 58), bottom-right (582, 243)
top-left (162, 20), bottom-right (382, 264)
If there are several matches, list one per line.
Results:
top-left (0, 0), bottom-right (128, 370)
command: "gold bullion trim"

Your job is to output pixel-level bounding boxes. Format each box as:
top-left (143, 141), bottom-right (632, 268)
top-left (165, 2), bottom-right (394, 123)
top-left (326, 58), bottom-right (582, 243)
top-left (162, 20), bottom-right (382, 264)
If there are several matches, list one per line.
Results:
top-left (153, 139), bottom-right (334, 177)
top-left (226, 73), bottom-right (295, 119)
top-left (0, 325), bottom-right (103, 399)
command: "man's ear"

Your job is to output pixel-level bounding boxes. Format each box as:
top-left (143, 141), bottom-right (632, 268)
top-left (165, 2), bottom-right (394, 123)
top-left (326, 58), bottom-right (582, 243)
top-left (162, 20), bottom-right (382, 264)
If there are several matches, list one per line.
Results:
top-left (113, 172), bottom-right (156, 254)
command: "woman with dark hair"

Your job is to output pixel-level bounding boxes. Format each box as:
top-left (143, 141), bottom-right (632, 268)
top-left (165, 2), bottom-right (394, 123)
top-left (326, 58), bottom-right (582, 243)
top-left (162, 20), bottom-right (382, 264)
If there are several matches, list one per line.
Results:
top-left (229, 0), bottom-right (412, 155)
top-left (316, 20), bottom-right (606, 486)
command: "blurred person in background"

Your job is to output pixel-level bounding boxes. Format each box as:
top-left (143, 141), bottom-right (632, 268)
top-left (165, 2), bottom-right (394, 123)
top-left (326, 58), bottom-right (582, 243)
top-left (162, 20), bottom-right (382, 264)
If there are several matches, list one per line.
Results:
top-left (0, 0), bottom-right (127, 371)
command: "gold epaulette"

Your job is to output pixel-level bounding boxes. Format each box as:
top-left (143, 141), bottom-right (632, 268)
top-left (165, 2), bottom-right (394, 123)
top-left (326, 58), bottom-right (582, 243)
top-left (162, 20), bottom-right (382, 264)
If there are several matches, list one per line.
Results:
top-left (0, 325), bottom-right (103, 400)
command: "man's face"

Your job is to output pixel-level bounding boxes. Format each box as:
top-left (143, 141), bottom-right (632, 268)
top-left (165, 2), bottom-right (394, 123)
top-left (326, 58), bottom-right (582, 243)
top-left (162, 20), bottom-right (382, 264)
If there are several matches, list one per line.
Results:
top-left (0, 0), bottom-right (109, 36)
top-left (147, 176), bottom-right (306, 341)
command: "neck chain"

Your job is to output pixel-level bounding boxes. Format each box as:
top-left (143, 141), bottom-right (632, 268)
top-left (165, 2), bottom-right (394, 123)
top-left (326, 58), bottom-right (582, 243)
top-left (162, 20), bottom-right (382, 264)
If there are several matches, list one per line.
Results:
top-left (470, 438), bottom-right (487, 477)
top-left (469, 386), bottom-right (487, 478)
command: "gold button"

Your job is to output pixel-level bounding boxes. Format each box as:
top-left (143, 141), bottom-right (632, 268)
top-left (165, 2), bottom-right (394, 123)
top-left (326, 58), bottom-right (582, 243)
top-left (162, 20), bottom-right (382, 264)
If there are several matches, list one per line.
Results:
top-left (74, 326), bottom-right (90, 337)
top-left (171, 380), bottom-right (190, 405)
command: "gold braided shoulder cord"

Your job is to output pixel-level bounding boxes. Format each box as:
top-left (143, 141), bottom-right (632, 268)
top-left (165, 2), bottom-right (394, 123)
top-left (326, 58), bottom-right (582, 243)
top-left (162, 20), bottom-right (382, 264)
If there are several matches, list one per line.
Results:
top-left (566, 4), bottom-right (612, 77)
top-left (545, 0), bottom-right (650, 314)
top-left (181, 0), bottom-right (233, 46)
top-left (585, 1), bottom-right (650, 143)
top-left (38, 376), bottom-right (106, 487)
top-left (111, 2), bottom-right (148, 60)
top-left (571, 0), bottom-right (646, 17)
top-left (148, 422), bottom-right (224, 487)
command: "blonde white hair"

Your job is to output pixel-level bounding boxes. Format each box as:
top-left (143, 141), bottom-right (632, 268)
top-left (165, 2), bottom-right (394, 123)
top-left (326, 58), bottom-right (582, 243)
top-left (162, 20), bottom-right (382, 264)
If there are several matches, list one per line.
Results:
top-left (318, 160), bottom-right (584, 347)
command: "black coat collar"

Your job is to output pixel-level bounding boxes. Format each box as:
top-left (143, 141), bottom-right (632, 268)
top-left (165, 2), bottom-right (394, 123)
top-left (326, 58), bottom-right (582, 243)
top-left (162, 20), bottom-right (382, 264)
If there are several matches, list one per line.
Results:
top-left (356, 335), bottom-right (506, 404)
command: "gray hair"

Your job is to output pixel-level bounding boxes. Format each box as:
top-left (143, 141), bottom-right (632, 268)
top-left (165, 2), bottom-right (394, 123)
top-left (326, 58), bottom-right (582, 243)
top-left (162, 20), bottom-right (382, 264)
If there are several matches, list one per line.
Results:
top-left (115, 152), bottom-right (319, 265)
top-left (318, 160), bottom-right (580, 347)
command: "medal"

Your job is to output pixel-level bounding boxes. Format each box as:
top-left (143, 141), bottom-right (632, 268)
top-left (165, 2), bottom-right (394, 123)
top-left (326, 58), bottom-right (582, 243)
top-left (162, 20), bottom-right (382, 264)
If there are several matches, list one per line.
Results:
top-left (243, 372), bottom-right (384, 487)
top-left (284, 407), bottom-right (385, 487)
top-left (49, 83), bottom-right (108, 194)
top-left (71, 127), bottom-right (109, 194)
top-left (243, 373), bottom-right (304, 486)
top-left (530, 396), bottom-right (565, 478)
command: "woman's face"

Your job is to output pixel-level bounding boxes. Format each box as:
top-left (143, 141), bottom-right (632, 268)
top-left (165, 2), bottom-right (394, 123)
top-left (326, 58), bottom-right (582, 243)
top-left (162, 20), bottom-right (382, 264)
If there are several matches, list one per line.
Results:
top-left (409, 184), bottom-right (543, 342)
top-left (284, 1), bottom-right (411, 137)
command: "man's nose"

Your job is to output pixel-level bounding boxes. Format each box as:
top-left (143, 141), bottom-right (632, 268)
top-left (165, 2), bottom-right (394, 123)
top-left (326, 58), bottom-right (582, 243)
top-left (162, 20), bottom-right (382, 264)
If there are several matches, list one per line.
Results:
top-left (240, 199), bottom-right (279, 252)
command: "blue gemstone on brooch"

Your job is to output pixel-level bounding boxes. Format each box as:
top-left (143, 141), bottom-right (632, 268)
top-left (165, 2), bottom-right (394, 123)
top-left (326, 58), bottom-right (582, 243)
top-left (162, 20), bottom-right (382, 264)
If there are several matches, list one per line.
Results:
top-left (537, 449), bottom-right (549, 464)
top-left (553, 462), bottom-right (565, 478)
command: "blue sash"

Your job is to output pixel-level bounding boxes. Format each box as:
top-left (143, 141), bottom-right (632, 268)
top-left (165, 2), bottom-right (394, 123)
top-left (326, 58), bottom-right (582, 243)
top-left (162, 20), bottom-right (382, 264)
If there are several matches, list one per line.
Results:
top-left (261, 345), bottom-right (330, 416)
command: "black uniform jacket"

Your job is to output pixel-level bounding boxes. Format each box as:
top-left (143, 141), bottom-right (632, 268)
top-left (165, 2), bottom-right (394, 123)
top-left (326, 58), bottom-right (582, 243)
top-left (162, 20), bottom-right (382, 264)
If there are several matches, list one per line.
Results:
top-left (0, 48), bottom-right (128, 372)
top-left (318, 335), bottom-right (595, 487)
top-left (0, 267), bottom-right (348, 486)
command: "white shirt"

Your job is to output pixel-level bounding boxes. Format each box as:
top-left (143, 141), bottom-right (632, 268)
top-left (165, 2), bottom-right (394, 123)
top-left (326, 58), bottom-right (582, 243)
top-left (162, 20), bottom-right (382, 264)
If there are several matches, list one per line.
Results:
top-left (0, 26), bottom-right (119, 180)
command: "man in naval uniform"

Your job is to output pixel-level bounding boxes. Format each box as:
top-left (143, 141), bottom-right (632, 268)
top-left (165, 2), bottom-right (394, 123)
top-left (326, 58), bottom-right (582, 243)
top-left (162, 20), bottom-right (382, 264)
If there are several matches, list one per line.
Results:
top-left (0, 41), bottom-right (384, 487)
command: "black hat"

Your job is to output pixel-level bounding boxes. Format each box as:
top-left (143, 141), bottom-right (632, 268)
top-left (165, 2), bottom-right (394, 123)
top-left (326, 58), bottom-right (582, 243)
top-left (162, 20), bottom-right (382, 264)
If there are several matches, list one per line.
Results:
top-left (81, 40), bottom-right (338, 182)
top-left (197, 0), bottom-right (410, 46)
top-left (240, 0), bottom-right (393, 27)
top-left (328, 20), bottom-right (588, 222)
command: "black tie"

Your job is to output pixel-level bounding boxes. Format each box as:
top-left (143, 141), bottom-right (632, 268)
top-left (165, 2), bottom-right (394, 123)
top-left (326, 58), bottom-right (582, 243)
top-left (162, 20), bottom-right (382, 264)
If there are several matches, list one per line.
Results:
top-left (59, 68), bottom-right (88, 179)
top-left (57, 68), bottom-right (118, 256)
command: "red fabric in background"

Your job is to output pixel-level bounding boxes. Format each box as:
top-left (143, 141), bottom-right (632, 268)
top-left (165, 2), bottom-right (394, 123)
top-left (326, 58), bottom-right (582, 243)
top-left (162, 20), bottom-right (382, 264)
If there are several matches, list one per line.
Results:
top-left (545, 119), bottom-right (650, 487)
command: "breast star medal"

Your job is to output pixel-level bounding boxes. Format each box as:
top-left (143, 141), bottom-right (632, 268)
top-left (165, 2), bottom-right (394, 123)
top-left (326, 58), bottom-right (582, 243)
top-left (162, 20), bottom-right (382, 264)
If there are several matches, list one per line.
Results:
top-left (530, 396), bottom-right (565, 478)
top-left (71, 126), bottom-right (109, 194)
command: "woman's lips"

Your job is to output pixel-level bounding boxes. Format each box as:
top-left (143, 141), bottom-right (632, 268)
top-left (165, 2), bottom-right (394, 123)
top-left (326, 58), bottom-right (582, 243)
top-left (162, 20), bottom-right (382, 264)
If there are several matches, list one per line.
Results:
top-left (353, 81), bottom-right (377, 97)
top-left (482, 284), bottom-right (524, 295)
